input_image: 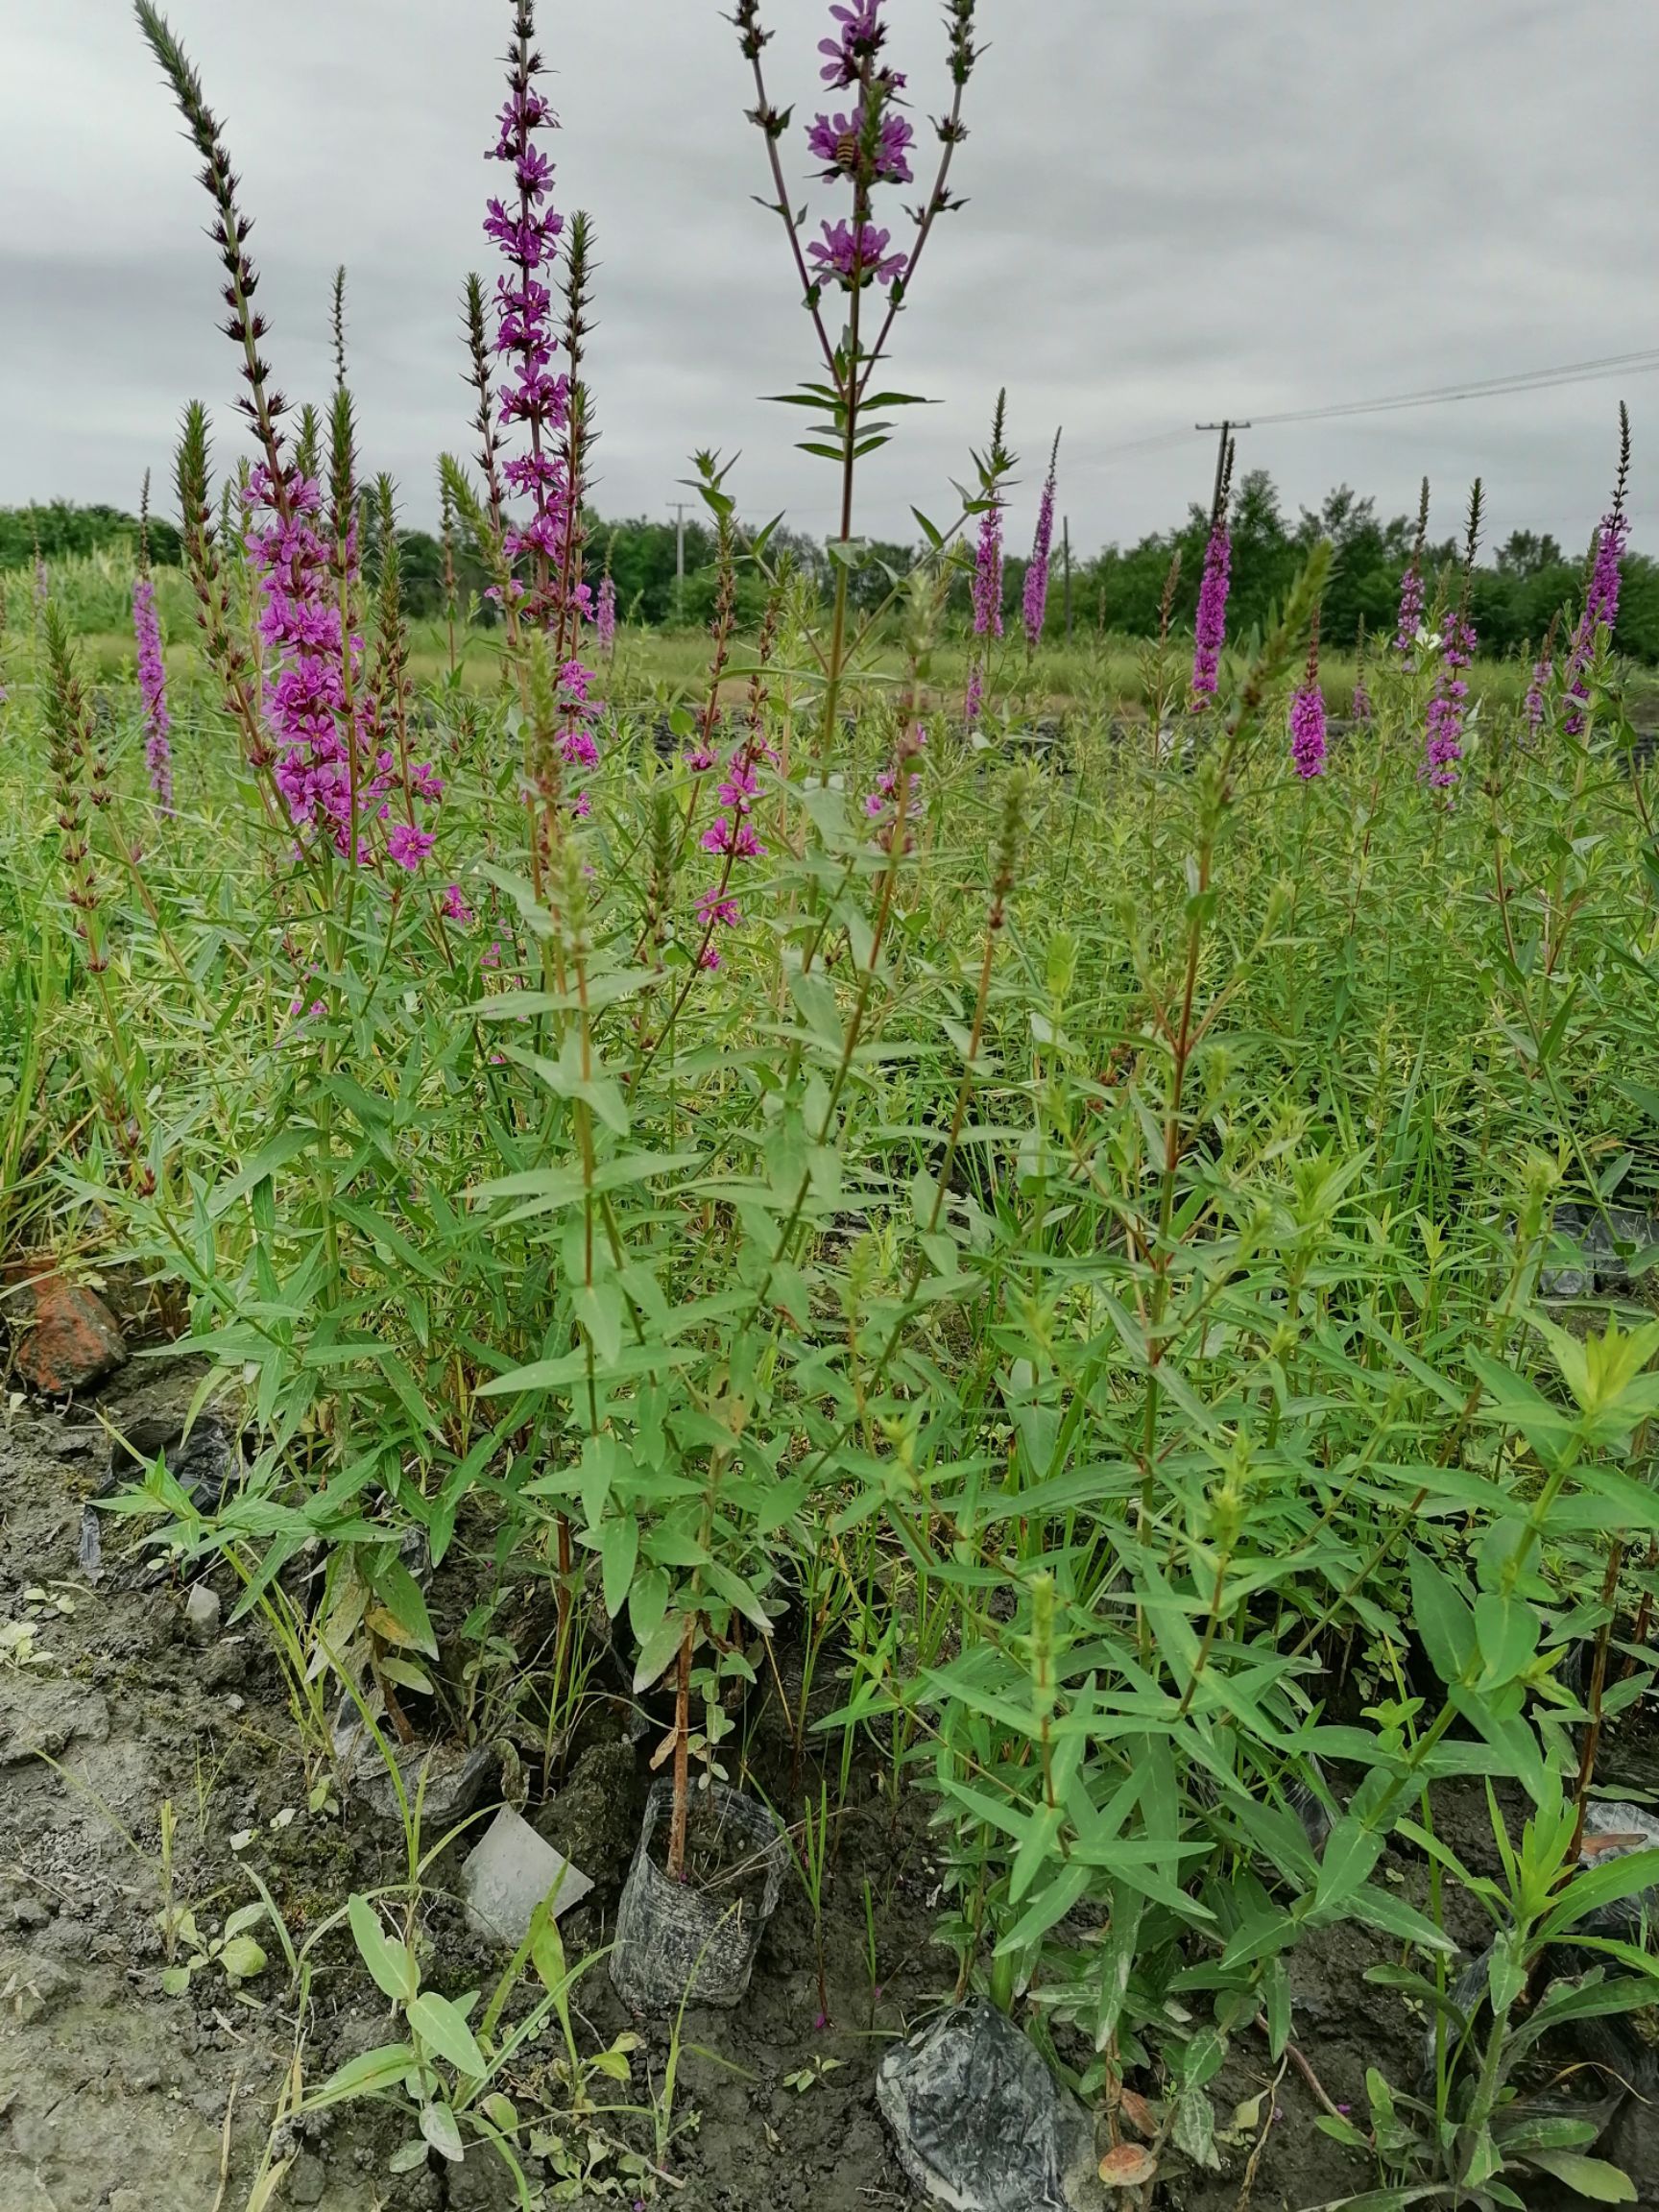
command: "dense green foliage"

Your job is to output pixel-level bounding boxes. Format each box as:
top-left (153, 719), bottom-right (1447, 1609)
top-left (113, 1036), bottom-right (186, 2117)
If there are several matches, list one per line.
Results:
top-left (15, 476), bottom-right (1657, 664)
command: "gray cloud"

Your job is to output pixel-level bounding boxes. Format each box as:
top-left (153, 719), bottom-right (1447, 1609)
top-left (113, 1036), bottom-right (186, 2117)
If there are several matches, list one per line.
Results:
top-left (0, 0), bottom-right (1652, 560)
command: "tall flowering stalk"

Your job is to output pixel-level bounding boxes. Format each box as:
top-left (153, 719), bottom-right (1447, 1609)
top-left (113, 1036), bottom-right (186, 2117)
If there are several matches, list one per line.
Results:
top-left (1351, 616), bottom-right (1373, 727)
top-left (1524, 610), bottom-right (1561, 737)
top-left (1190, 438), bottom-right (1234, 709)
top-left (733, 0), bottom-right (978, 766)
top-left (596, 566), bottom-right (617, 659)
top-left (1424, 480), bottom-right (1482, 790)
top-left (135, 3), bottom-right (439, 875)
top-left (132, 471), bottom-right (174, 813)
top-left (1022, 429), bottom-right (1060, 652)
top-left (1394, 476), bottom-right (1430, 661)
top-left (965, 391), bottom-right (1012, 721)
top-left (479, 4), bottom-right (600, 814)
top-left (1563, 406), bottom-right (1631, 737)
top-left (865, 723), bottom-right (926, 852)
top-left (1289, 611), bottom-right (1327, 780)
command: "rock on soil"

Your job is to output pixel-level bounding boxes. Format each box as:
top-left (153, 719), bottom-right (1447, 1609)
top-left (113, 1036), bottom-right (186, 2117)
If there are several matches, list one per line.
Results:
top-left (4, 1269), bottom-right (127, 1395)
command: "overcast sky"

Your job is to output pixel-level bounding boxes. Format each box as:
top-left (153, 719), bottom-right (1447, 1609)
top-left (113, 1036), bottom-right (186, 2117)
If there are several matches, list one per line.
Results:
top-left (2, 0), bottom-right (1654, 559)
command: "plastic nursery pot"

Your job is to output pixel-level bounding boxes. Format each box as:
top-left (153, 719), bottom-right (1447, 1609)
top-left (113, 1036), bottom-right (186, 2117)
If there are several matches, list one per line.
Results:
top-left (608, 1777), bottom-right (785, 2012)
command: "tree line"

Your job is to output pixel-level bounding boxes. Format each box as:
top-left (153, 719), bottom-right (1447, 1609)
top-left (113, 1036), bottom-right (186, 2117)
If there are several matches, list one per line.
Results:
top-left (7, 471), bottom-right (1654, 662)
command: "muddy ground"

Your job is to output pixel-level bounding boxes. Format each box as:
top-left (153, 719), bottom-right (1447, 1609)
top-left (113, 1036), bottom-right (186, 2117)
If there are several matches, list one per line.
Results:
top-left (2, 1358), bottom-right (1656, 2212)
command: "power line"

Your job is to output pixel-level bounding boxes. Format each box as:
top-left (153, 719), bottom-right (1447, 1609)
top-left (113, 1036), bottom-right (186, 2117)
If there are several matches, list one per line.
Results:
top-left (1090, 344), bottom-right (1659, 467)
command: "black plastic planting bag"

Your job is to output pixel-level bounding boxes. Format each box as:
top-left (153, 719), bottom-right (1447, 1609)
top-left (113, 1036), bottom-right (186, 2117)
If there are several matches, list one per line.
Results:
top-left (876, 2000), bottom-right (1109, 2212)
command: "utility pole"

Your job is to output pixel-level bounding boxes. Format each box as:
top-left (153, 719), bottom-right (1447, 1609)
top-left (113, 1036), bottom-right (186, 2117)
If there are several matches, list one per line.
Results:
top-left (1194, 420), bottom-right (1250, 523)
top-left (1062, 516), bottom-right (1072, 639)
top-left (671, 500), bottom-right (688, 626)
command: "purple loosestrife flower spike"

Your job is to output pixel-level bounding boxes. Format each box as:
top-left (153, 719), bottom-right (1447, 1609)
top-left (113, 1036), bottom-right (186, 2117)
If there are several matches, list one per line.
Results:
top-left (1022, 431), bottom-right (1060, 650)
top-left (1190, 434), bottom-right (1234, 709)
top-left (596, 569), bottom-right (616, 655)
top-left (972, 501), bottom-right (1003, 638)
top-left (1524, 652), bottom-right (1552, 733)
top-left (1190, 522), bottom-right (1231, 706)
top-left (1288, 615), bottom-right (1327, 780)
top-left (1524, 612), bottom-right (1560, 738)
top-left (132, 470), bottom-right (174, 813)
top-left (1424, 480), bottom-right (1483, 789)
top-left (482, 1), bottom-right (601, 795)
top-left (1394, 477), bottom-right (1431, 661)
top-left (1424, 613), bottom-right (1472, 786)
top-left (1564, 408), bottom-right (1632, 736)
top-left (133, 577), bottom-right (174, 813)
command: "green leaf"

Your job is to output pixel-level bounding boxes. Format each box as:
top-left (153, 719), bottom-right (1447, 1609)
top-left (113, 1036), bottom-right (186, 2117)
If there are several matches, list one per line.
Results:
top-left (303, 2043), bottom-right (419, 2111)
top-left (1311, 1817), bottom-right (1384, 1916)
top-left (420, 2101), bottom-right (467, 2164)
top-left (1524, 2152), bottom-right (1636, 2201)
top-left (348, 1895), bottom-right (418, 2006)
top-left (598, 1515), bottom-right (639, 1620)
top-left (220, 1935), bottom-right (268, 1982)
top-left (373, 1558), bottom-right (439, 1658)
top-left (1409, 1553), bottom-right (1475, 1687)
top-left (408, 1990), bottom-right (488, 2080)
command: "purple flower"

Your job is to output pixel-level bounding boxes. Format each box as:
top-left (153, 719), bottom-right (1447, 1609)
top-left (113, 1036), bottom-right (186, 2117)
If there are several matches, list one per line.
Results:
top-left (596, 571), bottom-right (616, 655)
top-left (972, 499), bottom-right (1003, 640)
top-left (1394, 561), bottom-right (1425, 659)
top-left (964, 661), bottom-right (985, 724)
top-left (1289, 681), bottom-right (1327, 779)
top-left (818, 0), bottom-right (888, 88)
top-left (1524, 652), bottom-right (1552, 733)
top-left (1022, 437), bottom-right (1060, 650)
top-left (701, 742), bottom-right (768, 864)
top-left (132, 576), bottom-right (174, 813)
top-left (864, 725), bottom-right (926, 851)
top-left (1563, 509), bottom-right (1630, 735)
top-left (442, 882), bottom-right (473, 923)
top-left (1425, 611), bottom-right (1474, 787)
top-left (1351, 676), bottom-right (1373, 725)
top-left (243, 466), bottom-right (388, 861)
top-left (806, 106), bottom-right (914, 183)
top-left (483, 0), bottom-right (597, 758)
top-left (387, 822), bottom-right (436, 871)
top-left (1190, 520), bottom-right (1231, 705)
top-left (807, 218), bottom-right (906, 290)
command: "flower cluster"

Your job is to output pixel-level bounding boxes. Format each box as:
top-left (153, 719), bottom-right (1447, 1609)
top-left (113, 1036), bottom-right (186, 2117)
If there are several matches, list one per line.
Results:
top-left (1289, 680), bottom-right (1327, 779)
top-left (1524, 650), bottom-right (1553, 733)
top-left (696, 740), bottom-right (771, 967)
top-left (1288, 615), bottom-right (1326, 779)
top-left (132, 576), bottom-right (174, 812)
top-left (242, 467), bottom-right (441, 867)
top-left (865, 724), bottom-right (926, 851)
top-left (807, 105), bottom-right (914, 182)
top-left (808, 217), bottom-right (906, 291)
top-left (1424, 612), bottom-right (1473, 787)
top-left (485, 11), bottom-right (586, 630)
top-left (1393, 562), bottom-right (1424, 659)
top-left (1351, 673), bottom-right (1373, 725)
top-left (1190, 518), bottom-right (1231, 705)
top-left (972, 496), bottom-right (1003, 639)
top-left (596, 570), bottom-right (616, 655)
top-left (1563, 508), bottom-right (1630, 735)
top-left (1022, 436), bottom-right (1059, 650)
top-left (817, 0), bottom-right (893, 89)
